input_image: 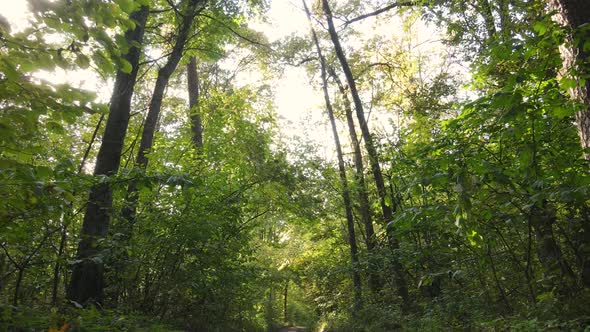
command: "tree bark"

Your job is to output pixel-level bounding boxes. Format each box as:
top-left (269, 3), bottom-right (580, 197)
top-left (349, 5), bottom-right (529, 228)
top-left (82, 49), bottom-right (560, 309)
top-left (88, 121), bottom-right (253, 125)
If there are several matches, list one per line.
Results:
top-left (53, 115), bottom-right (103, 306)
top-left (187, 56), bottom-right (203, 148)
top-left (547, 0), bottom-right (590, 287)
top-left (51, 223), bottom-right (67, 306)
top-left (13, 267), bottom-right (23, 306)
top-left (283, 279), bottom-right (288, 323)
top-left (304, 0), bottom-right (362, 313)
top-left (548, 0), bottom-right (590, 158)
top-left (530, 202), bottom-right (576, 287)
top-left (121, 0), bottom-right (202, 236)
top-left (68, 6), bottom-right (149, 305)
top-left (322, 0), bottom-right (410, 308)
top-left (328, 66), bottom-right (382, 293)
top-left (478, 0), bottom-right (497, 39)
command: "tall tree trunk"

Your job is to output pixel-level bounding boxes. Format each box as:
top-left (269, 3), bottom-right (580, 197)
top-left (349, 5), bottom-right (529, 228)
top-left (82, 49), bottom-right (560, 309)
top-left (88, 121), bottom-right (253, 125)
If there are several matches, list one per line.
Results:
top-left (283, 279), bottom-right (288, 323)
top-left (53, 114), bottom-right (104, 306)
top-left (187, 56), bottom-right (203, 148)
top-left (121, 0), bottom-right (202, 235)
top-left (548, 0), bottom-right (590, 157)
top-left (328, 66), bottom-right (382, 293)
top-left (321, 0), bottom-right (410, 308)
top-left (51, 223), bottom-right (67, 306)
top-left (530, 202), bottom-right (576, 287)
top-left (478, 0), bottom-right (497, 39)
top-left (304, 0), bottom-right (362, 313)
top-left (13, 267), bottom-right (23, 306)
top-left (547, 0), bottom-right (590, 287)
top-left (67, 6), bottom-right (149, 305)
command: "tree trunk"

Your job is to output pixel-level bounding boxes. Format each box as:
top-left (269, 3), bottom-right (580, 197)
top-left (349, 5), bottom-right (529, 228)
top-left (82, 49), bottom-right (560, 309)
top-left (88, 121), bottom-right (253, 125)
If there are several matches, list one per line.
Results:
top-left (328, 66), bottom-right (382, 293)
top-left (548, 0), bottom-right (590, 158)
top-left (322, 0), bottom-right (410, 309)
top-left (121, 0), bottom-right (202, 236)
top-left (530, 202), bottom-right (576, 287)
top-left (13, 267), bottom-right (23, 306)
top-left (304, 0), bottom-right (362, 313)
top-left (68, 6), bottom-right (149, 305)
top-left (548, 0), bottom-right (590, 288)
top-left (51, 223), bottom-right (67, 306)
top-left (53, 115), bottom-right (102, 305)
top-left (283, 279), bottom-right (288, 323)
top-left (478, 0), bottom-right (497, 39)
top-left (187, 56), bottom-right (203, 148)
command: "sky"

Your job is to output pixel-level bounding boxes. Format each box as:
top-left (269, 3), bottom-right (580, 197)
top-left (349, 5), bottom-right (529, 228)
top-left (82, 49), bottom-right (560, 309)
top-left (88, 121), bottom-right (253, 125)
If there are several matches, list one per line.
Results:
top-left (0, 0), bottom-right (453, 161)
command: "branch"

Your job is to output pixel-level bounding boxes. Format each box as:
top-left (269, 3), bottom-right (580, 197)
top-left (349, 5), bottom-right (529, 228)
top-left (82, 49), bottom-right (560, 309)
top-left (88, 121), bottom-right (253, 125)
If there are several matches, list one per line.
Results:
top-left (149, 8), bottom-right (173, 14)
top-left (165, 0), bottom-right (181, 16)
top-left (344, 1), bottom-right (418, 26)
top-left (0, 242), bottom-right (19, 268)
top-left (198, 13), bottom-right (273, 51)
top-left (359, 62), bottom-right (398, 76)
top-left (232, 209), bottom-right (270, 237)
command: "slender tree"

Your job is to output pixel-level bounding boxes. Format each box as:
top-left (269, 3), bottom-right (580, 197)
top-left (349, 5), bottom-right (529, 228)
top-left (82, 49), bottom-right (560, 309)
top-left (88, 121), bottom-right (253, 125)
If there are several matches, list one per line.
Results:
top-left (52, 114), bottom-right (105, 305)
top-left (303, 0), bottom-right (362, 312)
top-left (68, 5), bottom-right (150, 305)
top-left (120, 0), bottom-right (205, 234)
top-left (187, 55), bottom-right (204, 148)
top-left (321, 0), bottom-right (410, 308)
top-left (328, 66), bottom-right (381, 293)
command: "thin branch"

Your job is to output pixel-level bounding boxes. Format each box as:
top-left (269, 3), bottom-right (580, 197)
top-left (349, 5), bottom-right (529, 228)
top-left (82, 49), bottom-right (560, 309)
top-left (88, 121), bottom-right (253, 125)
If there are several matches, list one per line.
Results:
top-left (359, 62), bottom-right (399, 77)
top-left (198, 13), bottom-right (274, 50)
top-left (344, 1), bottom-right (418, 26)
top-left (149, 8), bottom-right (174, 14)
top-left (0, 242), bottom-right (19, 268)
top-left (78, 113), bottom-right (105, 174)
top-left (165, 0), bottom-right (181, 16)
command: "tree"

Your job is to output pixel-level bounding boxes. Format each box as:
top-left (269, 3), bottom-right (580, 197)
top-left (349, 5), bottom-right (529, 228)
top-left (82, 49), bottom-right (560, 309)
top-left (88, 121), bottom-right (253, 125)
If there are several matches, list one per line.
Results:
top-left (188, 56), bottom-right (204, 147)
top-left (68, 4), bottom-right (150, 305)
top-left (328, 66), bottom-right (381, 293)
top-left (120, 0), bottom-right (205, 240)
top-left (547, 0), bottom-right (590, 287)
top-left (303, 0), bottom-right (362, 313)
top-left (321, 0), bottom-right (410, 308)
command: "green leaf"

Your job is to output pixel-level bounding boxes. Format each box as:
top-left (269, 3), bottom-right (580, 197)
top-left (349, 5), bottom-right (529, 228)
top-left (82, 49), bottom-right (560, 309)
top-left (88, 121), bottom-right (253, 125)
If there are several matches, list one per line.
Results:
top-left (384, 195), bottom-right (391, 207)
top-left (75, 54), bottom-right (90, 69)
top-left (1, 58), bottom-right (20, 80)
top-left (551, 105), bottom-right (576, 119)
top-left (47, 121), bottom-right (65, 134)
top-left (559, 77), bottom-right (578, 90)
top-left (92, 51), bottom-right (115, 74)
top-left (119, 58), bottom-right (132, 74)
top-left (533, 21), bottom-right (548, 36)
top-left (116, 0), bottom-right (136, 13)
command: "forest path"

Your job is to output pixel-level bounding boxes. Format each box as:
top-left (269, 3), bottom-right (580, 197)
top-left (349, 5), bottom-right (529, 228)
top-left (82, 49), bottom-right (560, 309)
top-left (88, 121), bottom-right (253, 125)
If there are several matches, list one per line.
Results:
top-left (277, 326), bottom-right (307, 332)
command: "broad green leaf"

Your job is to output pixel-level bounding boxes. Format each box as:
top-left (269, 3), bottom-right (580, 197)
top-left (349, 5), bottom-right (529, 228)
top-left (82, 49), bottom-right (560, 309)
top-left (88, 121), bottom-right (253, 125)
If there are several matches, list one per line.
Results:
top-left (119, 58), bottom-right (132, 74)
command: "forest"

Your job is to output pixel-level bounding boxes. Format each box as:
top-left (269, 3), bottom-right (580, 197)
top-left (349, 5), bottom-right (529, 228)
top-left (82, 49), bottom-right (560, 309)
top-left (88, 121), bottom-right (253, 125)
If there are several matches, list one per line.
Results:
top-left (1, 0), bottom-right (590, 330)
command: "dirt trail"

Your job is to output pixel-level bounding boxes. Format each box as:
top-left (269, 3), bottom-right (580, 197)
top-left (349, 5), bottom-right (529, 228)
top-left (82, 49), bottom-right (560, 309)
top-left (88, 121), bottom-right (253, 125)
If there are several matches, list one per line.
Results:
top-left (277, 327), bottom-right (307, 332)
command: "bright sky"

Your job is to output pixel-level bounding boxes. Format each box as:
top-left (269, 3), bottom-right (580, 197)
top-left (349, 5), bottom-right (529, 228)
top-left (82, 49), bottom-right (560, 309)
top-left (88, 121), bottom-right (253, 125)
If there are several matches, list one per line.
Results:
top-left (244, 0), bottom-right (452, 159)
top-left (0, 0), bottom-right (27, 28)
top-left (1, 0), bottom-right (453, 161)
